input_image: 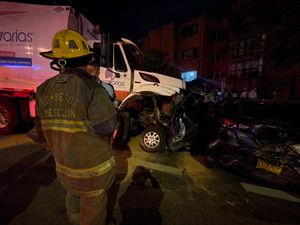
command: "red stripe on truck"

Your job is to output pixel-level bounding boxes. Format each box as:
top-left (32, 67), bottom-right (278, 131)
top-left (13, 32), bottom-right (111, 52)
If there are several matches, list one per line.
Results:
top-left (0, 11), bottom-right (28, 16)
top-left (0, 51), bottom-right (15, 57)
top-left (0, 88), bottom-right (34, 93)
top-left (115, 90), bottom-right (130, 101)
top-left (2, 88), bottom-right (15, 91)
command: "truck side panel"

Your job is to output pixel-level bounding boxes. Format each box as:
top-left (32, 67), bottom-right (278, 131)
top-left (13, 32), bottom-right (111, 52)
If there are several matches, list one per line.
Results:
top-left (0, 2), bottom-right (70, 91)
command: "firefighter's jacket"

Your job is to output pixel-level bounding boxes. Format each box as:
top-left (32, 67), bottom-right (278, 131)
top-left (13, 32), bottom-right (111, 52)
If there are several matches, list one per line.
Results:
top-left (35, 68), bottom-right (117, 197)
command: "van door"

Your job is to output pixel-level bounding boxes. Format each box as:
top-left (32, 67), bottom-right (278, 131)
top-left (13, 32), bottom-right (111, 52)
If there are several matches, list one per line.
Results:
top-left (100, 44), bottom-right (131, 101)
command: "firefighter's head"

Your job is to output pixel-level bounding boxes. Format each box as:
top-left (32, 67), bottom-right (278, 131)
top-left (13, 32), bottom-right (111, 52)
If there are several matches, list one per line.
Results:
top-left (40, 29), bottom-right (92, 70)
top-left (86, 56), bottom-right (100, 77)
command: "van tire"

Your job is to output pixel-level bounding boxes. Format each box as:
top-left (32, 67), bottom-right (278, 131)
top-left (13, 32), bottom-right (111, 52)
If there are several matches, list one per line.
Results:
top-left (140, 126), bottom-right (166, 153)
top-left (0, 98), bottom-right (19, 135)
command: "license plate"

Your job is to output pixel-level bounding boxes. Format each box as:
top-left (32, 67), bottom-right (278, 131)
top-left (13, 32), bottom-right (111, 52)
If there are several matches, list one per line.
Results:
top-left (256, 159), bottom-right (283, 175)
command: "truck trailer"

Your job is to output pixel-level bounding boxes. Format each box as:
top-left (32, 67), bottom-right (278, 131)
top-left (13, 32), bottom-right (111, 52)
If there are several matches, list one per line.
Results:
top-left (0, 1), bottom-right (98, 134)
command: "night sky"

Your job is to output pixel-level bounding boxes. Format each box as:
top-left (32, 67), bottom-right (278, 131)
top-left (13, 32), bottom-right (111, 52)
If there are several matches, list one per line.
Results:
top-left (74, 0), bottom-right (227, 39)
top-left (4, 0), bottom-right (227, 39)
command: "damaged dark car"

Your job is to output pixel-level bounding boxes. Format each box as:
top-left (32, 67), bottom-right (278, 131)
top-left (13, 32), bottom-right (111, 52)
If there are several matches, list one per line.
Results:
top-left (113, 86), bottom-right (219, 153)
top-left (206, 99), bottom-right (300, 192)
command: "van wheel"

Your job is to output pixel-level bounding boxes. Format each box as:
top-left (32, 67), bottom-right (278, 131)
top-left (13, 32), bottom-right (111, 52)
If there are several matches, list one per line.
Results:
top-left (112, 112), bottom-right (131, 150)
top-left (140, 126), bottom-right (166, 153)
top-left (0, 98), bottom-right (19, 135)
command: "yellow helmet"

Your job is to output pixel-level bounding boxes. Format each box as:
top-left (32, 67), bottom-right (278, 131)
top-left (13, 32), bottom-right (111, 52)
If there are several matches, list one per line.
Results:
top-left (40, 29), bottom-right (92, 59)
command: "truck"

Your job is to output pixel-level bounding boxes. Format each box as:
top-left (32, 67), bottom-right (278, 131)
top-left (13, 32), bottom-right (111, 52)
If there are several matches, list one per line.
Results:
top-left (97, 37), bottom-right (187, 150)
top-left (0, 0), bottom-right (186, 148)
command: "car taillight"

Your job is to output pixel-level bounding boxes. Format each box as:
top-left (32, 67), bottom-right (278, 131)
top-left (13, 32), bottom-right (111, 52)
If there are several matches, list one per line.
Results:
top-left (221, 118), bottom-right (237, 128)
top-left (221, 118), bottom-right (250, 130)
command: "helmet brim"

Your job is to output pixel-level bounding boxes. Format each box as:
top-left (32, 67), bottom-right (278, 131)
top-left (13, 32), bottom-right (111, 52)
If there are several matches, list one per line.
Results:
top-left (40, 51), bottom-right (93, 60)
top-left (40, 51), bottom-right (56, 59)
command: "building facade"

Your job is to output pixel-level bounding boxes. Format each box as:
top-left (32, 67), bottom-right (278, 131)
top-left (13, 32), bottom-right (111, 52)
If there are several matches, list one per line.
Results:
top-left (138, 16), bottom-right (299, 99)
top-left (138, 17), bottom-right (231, 92)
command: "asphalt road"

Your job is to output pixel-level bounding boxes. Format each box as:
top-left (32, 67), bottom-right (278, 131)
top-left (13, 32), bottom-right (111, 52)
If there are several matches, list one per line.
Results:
top-left (0, 134), bottom-right (299, 225)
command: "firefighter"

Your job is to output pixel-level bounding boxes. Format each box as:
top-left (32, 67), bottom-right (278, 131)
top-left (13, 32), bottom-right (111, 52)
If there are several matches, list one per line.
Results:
top-left (37, 29), bottom-right (117, 225)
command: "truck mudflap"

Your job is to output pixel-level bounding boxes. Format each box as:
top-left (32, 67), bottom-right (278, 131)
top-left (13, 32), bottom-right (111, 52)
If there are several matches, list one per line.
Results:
top-left (29, 99), bottom-right (36, 117)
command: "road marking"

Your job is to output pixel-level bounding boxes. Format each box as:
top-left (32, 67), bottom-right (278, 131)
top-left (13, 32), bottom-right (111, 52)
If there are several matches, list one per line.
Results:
top-left (128, 157), bottom-right (184, 176)
top-left (241, 182), bottom-right (300, 203)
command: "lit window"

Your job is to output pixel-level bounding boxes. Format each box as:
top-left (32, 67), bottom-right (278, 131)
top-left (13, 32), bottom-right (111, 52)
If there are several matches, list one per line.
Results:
top-left (181, 48), bottom-right (198, 60)
top-left (182, 23), bottom-right (198, 38)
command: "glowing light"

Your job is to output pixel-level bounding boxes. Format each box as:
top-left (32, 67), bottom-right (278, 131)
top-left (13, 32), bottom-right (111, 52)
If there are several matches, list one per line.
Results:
top-left (32, 64), bottom-right (42, 70)
top-left (37, 48), bottom-right (49, 52)
top-left (25, 46), bottom-right (33, 50)
top-left (181, 70), bottom-right (197, 82)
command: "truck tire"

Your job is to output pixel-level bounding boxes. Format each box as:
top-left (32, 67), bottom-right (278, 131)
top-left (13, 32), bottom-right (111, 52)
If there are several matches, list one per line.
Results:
top-left (0, 98), bottom-right (19, 135)
top-left (112, 111), bottom-right (131, 150)
top-left (140, 125), bottom-right (166, 153)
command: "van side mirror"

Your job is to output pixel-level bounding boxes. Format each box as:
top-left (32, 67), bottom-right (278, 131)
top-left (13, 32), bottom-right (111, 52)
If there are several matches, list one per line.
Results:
top-left (89, 42), bottom-right (104, 67)
top-left (92, 42), bottom-right (101, 55)
top-left (101, 34), bottom-right (108, 57)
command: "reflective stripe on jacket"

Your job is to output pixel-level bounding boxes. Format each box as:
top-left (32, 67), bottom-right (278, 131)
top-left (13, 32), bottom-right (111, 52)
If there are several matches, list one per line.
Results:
top-left (68, 187), bottom-right (104, 198)
top-left (55, 156), bottom-right (115, 178)
top-left (41, 119), bottom-right (90, 133)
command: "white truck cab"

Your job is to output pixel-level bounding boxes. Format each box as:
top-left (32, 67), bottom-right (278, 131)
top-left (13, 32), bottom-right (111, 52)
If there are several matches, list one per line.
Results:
top-left (97, 37), bottom-right (185, 104)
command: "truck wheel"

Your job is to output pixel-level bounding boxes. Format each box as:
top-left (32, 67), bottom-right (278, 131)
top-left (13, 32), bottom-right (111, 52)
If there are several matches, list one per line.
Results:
top-left (0, 98), bottom-right (19, 135)
top-left (140, 126), bottom-right (166, 153)
top-left (112, 111), bottom-right (131, 150)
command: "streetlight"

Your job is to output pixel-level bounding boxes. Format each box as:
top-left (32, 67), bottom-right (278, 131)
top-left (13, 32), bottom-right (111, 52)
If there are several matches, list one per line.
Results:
top-left (258, 33), bottom-right (267, 77)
